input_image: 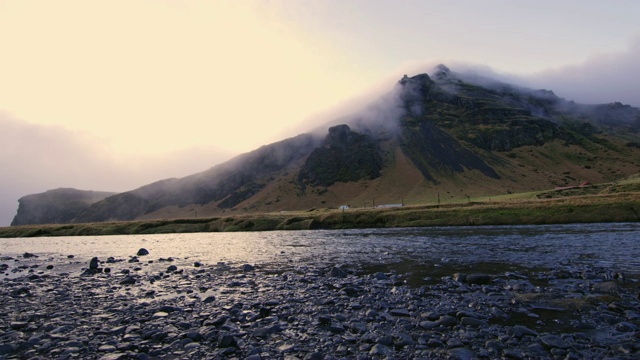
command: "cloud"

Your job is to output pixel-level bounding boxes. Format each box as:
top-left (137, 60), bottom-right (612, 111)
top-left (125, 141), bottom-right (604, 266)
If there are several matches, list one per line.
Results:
top-left (0, 114), bottom-right (234, 226)
top-left (379, 36), bottom-right (640, 109)
top-left (517, 37), bottom-right (640, 107)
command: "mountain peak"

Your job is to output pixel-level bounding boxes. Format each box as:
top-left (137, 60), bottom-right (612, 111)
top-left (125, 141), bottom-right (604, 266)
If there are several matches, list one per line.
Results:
top-left (433, 64), bottom-right (452, 80)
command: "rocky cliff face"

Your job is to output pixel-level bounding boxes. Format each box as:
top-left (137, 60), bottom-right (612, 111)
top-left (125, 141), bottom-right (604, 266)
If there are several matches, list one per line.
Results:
top-left (11, 66), bottom-right (640, 225)
top-left (298, 124), bottom-right (383, 188)
top-left (11, 188), bottom-right (115, 226)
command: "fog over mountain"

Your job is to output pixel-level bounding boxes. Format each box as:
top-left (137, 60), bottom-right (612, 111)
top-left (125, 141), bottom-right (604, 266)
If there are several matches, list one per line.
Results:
top-left (0, 114), bottom-right (233, 226)
top-left (526, 37), bottom-right (640, 107)
top-left (439, 37), bottom-right (640, 108)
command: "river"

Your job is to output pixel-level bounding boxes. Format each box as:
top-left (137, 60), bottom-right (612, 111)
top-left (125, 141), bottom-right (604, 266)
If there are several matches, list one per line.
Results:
top-left (2, 222), bottom-right (639, 278)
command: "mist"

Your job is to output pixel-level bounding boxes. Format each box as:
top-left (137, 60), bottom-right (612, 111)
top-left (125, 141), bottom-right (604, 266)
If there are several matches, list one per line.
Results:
top-left (0, 114), bottom-right (234, 226)
top-left (432, 38), bottom-right (640, 108)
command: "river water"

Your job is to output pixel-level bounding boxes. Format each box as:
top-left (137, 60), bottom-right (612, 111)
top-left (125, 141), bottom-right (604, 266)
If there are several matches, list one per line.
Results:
top-left (2, 223), bottom-right (639, 277)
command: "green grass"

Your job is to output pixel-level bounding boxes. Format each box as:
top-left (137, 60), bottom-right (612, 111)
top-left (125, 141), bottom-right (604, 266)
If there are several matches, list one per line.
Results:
top-left (2, 190), bottom-right (639, 238)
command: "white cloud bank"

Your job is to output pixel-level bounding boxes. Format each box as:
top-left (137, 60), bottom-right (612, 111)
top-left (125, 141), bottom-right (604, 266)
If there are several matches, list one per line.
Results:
top-left (0, 114), bottom-right (233, 226)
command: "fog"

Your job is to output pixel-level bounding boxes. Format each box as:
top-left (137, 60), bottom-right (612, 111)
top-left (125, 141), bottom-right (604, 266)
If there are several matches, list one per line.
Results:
top-left (523, 37), bottom-right (640, 107)
top-left (435, 37), bottom-right (640, 108)
top-left (0, 114), bottom-right (233, 226)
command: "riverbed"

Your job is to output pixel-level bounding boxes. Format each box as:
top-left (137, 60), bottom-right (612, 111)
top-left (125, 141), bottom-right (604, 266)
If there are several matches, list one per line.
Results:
top-left (1, 223), bottom-right (639, 359)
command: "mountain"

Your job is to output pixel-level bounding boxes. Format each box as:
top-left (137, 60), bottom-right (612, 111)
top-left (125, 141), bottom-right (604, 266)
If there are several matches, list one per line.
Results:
top-left (11, 188), bottom-right (116, 226)
top-left (11, 65), bottom-right (640, 225)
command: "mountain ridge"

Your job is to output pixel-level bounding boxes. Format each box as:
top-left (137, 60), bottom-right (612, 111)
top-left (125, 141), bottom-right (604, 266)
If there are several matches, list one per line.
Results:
top-left (11, 65), bottom-right (640, 225)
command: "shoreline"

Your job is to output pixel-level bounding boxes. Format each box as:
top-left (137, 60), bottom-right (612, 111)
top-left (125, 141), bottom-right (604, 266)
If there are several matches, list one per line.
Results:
top-left (2, 192), bottom-right (640, 238)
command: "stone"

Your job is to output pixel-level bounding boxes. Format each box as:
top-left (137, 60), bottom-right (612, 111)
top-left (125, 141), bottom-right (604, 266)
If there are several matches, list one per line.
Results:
top-left (89, 257), bottom-right (99, 270)
top-left (438, 315), bottom-right (458, 327)
top-left (0, 344), bottom-right (14, 355)
top-left (373, 272), bottom-right (388, 280)
top-left (460, 317), bottom-right (488, 327)
top-left (369, 344), bottom-right (392, 356)
top-left (98, 345), bottom-right (117, 352)
top-left (328, 266), bottom-right (347, 278)
top-left (449, 347), bottom-right (475, 360)
top-left (242, 264), bottom-right (255, 272)
top-left (507, 325), bottom-right (538, 338)
top-left (218, 334), bottom-right (237, 348)
top-left (137, 248), bottom-right (149, 256)
top-left (390, 308), bottom-right (411, 317)
top-left (119, 276), bottom-right (136, 285)
top-left (540, 334), bottom-right (570, 349)
top-left (466, 273), bottom-right (492, 285)
top-left (592, 281), bottom-right (619, 294)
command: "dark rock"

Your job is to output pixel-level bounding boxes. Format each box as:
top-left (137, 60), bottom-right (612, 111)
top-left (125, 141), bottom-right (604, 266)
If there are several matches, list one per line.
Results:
top-left (119, 276), bottom-right (136, 285)
top-left (217, 334), bottom-right (237, 348)
top-left (167, 265), bottom-right (178, 272)
top-left (419, 320), bottom-right (438, 330)
top-left (466, 273), bottom-right (492, 285)
top-left (460, 317), bottom-right (488, 327)
top-left (242, 264), bottom-right (255, 272)
top-left (390, 308), bottom-right (411, 317)
top-left (615, 321), bottom-right (637, 332)
top-left (159, 305), bottom-right (177, 313)
top-left (0, 344), bottom-right (15, 355)
top-left (89, 257), bottom-right (99, 270)
top-left (507, 325), bottom-right (538, 339)
top-left (342, 286), bottom-right (361, 297)
top-left (373, 272), bottom-right (388, 280)
top-left (592, 281), bottom-right (619, 294)
top-left (437, 315), bottom-right (458, 327)
top-left (23, 252), bottom-right (38, 258)
top-left (502, 348), bottom-right (524, 360)
top-left (453, 273), bottom-right (467, 283)
top-left (328, 266), bottom-right (347, 278)
top-left (540, 334), bottom-right (570, 349)
top-left (449, 347), bottom-right (475, 360)
top-left (369, 343), bottom-right (392, 356)
top-left (10, 321), bottom-right (28, 329)
top-left (137, 248), bottom-right (149, 256)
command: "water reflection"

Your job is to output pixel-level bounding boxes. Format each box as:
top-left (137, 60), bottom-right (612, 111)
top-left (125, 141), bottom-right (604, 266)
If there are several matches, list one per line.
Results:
top-left (1, 223), bottom-right (639, 274)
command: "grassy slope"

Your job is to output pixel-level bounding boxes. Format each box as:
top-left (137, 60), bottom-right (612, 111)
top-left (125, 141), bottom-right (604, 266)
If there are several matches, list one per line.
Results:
top-left (2, 179), bottom-right (639, 238)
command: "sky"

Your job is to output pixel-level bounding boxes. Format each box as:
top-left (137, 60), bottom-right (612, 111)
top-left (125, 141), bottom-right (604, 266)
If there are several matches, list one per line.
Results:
top-left (1, 0), bottom-right (639, 226)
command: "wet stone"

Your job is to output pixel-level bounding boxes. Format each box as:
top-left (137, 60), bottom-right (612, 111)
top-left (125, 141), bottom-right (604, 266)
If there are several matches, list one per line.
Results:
top-left (540, 334), bottom-right (570, 349)
top-left (0, 256), bottom-right (637, 360)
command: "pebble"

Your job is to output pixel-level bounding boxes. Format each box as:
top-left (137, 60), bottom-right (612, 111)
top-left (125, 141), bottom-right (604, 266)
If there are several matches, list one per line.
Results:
top-left (0, 255), bottom-right (638, 359)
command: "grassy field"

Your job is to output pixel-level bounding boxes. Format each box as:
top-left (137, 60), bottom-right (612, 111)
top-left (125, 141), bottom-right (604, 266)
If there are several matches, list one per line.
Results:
top-left (2, 183), bottom-right (640, 238)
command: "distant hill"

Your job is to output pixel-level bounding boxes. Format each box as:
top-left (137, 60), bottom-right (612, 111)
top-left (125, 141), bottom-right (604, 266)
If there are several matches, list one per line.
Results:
top-left (11, 188), bottom-right (116, 225)
top-left (11, 65), bottom-right (640, 225)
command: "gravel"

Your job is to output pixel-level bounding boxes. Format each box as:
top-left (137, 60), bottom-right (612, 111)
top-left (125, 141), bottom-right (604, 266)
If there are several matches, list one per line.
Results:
top-left (1, 252), bottom-right (639, 359)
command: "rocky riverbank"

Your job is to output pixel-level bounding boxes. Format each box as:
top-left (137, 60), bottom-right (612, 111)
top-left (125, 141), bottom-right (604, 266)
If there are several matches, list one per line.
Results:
top-left (1, 251), bottom-right (640, 359)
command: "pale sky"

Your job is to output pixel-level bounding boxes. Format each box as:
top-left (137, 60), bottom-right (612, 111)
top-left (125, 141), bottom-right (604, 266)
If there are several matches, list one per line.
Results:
top-left (1, 0), bottom-right (639, 225)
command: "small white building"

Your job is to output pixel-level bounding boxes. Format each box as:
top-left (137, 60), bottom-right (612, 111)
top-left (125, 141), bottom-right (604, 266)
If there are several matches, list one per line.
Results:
top-left (338, 205), bottom-right (350, 210)
top-left (376, 203), bottom-right (404, 209)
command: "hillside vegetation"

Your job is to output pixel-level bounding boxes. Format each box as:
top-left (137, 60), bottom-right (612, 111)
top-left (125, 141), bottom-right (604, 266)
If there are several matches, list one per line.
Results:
top-left (2, 177), bottom-right (639, 237)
